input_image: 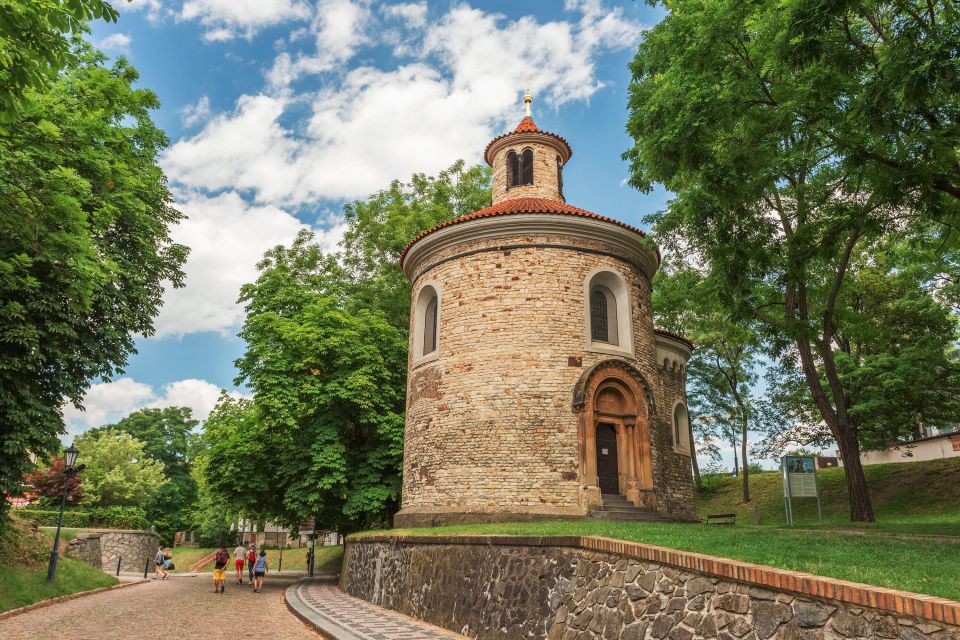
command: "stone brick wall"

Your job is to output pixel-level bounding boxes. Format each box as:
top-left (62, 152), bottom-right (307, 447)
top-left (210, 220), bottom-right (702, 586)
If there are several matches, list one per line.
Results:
top-left (342, 536), bottom-right (960, 640)
top-left (66, 529), bottom-right (159, 573)
top-left (397, 225), bottom-right (698, 525)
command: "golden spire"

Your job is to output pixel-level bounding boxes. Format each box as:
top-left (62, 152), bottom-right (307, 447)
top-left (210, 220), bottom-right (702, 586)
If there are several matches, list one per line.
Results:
top-left (523, 88), bottom-right (533, 118)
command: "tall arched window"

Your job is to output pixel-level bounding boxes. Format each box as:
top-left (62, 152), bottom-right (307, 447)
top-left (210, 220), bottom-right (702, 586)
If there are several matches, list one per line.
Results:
top-left (507, 150), bottom-right (519, 188)
top-left (520, 148), bottom-right (534, 185)
top-left (673, 403), bottom-right (690, 455)
top-left (557, 155), bottom-right (563, 198)
top-left (585, 269), bottom-right (633, 356)
top-left (424, 296), bottom-right (438, 354)
top-left (413, 284), bottom-right (440, 364)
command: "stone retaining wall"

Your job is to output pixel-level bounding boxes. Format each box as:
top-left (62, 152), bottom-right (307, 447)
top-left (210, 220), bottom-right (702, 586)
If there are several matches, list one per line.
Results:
top-left (66, 529), bottom-right (159, 573)
top-left (341, 535), bottom-right (960, 640)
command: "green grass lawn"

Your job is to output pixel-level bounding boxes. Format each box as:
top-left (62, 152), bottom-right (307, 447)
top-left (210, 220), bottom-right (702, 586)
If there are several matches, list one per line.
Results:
top-left (357, 520), bottom-right (960, 601)
top-left (168, 545), bottom-right (342, 573)
top-left (0, 557), bottom-right (117, 613)
top-left (0, 518), bottom-right (117, 613)
top-left (696, 457), bottom-right (960, 535)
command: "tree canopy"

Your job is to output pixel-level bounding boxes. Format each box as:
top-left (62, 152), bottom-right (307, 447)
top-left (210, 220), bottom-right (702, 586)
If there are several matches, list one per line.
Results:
top-left (0, 43), bottom-right (187, 516)
top-left (626, 0), bottom-right (960, 521)
top-left (74, 428), bottom-right (167, 508)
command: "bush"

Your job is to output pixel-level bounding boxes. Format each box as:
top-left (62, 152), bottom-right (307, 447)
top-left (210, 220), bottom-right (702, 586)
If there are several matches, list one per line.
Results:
top-left (16, 507), bottom-right (149, 530)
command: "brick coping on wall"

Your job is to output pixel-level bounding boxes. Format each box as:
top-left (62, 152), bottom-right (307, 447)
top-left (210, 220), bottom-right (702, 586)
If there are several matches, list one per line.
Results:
top-left (347, 534), bottom-right (960, 627)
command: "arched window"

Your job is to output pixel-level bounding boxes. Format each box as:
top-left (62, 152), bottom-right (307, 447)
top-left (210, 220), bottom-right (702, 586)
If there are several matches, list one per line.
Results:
top-left (424, 296), bottom-right (438, 355)
top-left (507, 150), bottom-right (519, 188)
top-left (556, 155), bottom-right (563, 198)
top-left (673, 403), bottom-right (690, 455)
top-left (585, 269), bottom-right (633, 355)
top-left (590, 287), bottom-right (616, 344)
top-left (520, 148), bottom-right (534, 185)
top-left (413, 284), bottom-right (440, 364)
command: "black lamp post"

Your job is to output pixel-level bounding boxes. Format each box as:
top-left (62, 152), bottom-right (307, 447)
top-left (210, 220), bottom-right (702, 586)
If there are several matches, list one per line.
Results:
top-left (46, 444), bottom-right (80, 584)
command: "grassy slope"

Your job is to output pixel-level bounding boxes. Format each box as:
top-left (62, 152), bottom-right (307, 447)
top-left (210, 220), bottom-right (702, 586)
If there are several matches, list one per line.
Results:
top-left (0, 518), bottom-right (117, 613)
top-left (358, 520), bottom-right (960, 601)
top-left (695, 457), bottom-right (960, 535)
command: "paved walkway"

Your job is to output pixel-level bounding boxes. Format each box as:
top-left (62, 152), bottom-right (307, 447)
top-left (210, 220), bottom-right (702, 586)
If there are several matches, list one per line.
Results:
top-left (0, 573), bottom-right (319, 640)
top-left (288, 580), bottom-right (468, 640)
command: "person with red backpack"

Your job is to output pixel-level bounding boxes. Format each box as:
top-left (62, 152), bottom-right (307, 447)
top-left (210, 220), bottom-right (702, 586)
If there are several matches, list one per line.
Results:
top-left (212, 547), bottom-right (229, 593)
top-left (246, 546), bottom-right (256, 586)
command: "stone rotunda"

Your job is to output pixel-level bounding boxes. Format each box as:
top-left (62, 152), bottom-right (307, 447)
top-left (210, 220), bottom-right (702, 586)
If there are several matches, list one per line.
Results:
top-left (394, 94), bottom-right (696, 527)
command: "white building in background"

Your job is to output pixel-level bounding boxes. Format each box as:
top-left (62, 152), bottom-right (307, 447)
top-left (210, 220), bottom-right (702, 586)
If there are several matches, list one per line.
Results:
top-left (841, 428), bottom-right (960, 466)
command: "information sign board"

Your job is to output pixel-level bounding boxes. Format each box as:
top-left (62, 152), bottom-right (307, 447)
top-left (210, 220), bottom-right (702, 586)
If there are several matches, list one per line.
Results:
top-left (781, 455), bottom-right (821, 526)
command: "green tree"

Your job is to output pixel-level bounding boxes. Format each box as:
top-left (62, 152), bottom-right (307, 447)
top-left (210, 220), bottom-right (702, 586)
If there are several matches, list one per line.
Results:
top-left (625, 0), bottom-right (959, 521)
top-left (0, 44), bottom-right (187, 516)
top-left (653, 263), bottom-right (762, 500)
top-left (90, 407), bottom-right (200, 543)
top-left (75, 428), bottom-right (166, 507)
top-left (0, 0), bottom-right (118, 121)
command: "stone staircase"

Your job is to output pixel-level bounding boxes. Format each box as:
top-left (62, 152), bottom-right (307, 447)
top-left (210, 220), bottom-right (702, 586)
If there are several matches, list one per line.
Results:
top-left (588, 494), bottom-right (677, 522)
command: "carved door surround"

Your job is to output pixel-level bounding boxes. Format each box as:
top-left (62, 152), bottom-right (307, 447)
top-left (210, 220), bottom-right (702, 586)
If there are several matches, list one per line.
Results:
top-left (573, 360), bottom-right (655, 511)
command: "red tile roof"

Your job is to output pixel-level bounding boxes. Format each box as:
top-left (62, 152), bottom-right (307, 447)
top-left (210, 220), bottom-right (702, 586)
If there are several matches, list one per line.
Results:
top-left (514, 116), bottom-right (540, 133)
top-left (654, 327), bottom-right (695, 350)
top-left (400, 197), bottom-right (652, 266)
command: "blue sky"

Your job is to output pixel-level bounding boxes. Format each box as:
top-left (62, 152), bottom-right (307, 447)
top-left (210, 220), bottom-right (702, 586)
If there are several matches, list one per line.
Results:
top-left (65, 1), bottom-right (774, 466)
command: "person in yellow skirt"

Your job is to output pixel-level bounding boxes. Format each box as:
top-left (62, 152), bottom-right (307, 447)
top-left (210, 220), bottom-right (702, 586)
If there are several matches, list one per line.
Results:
top-left (212, 547), bottom-right (229, 593)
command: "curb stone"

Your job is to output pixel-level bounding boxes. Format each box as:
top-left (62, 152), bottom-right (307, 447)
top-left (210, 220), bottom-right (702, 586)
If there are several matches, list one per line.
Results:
top-left (0, 577), bottom-right (149, 621)
top-left (284, 575), bottom-right (363, 640)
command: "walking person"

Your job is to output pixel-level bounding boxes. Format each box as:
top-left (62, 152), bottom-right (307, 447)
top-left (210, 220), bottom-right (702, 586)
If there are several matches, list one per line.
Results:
top-left (162, 549), bottom-right (175, 576)
top-left (154, 545), bottom-right (167, 580)
top-left (253, 549), bottom-right (267, 592)
top-left (246, 546), bottom-right (256, 586)
top-left (212, 546), bottom-right (229, 593)
top-left (233, 542), bottom-right (246, 584)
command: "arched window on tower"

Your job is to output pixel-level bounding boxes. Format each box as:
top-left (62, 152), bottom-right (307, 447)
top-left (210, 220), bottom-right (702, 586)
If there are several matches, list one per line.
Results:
top-left (585, 269), bottom-right (633, 355)
top-left (507, 150), bottom-right (520, 188)
top-left (413, 284), bottom-right (440, 365)
top-left (589, 286), bottom-right (617, 345)
top-left (557, 155), bottom-right (563, 198)
top-left (424, 296), bottom-right (438, 355)
top-left (520, 148), bottom-right (534, 185)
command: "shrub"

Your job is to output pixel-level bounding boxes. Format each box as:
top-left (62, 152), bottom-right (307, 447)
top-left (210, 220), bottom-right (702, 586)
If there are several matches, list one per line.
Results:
top-left (16, 507), bottom-right (149, 530)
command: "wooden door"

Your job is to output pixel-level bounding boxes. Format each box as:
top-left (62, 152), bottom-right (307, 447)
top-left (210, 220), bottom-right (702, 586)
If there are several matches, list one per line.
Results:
top-left (596, 423), bottom-right (619, 494)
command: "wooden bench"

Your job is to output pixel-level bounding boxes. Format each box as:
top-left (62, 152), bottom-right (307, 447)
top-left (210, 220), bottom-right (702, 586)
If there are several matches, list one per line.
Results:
top-left (705, 513), bottom-right (736, 525)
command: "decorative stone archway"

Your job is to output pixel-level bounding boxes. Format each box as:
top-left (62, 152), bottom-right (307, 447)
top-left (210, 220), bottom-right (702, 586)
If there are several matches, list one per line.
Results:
top-left (572, 360), bottom-right (656, 512)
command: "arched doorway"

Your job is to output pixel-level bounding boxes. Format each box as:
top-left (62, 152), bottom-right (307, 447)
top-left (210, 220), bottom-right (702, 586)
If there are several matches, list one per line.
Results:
top-left (573, 361), bottom-right (655, 510)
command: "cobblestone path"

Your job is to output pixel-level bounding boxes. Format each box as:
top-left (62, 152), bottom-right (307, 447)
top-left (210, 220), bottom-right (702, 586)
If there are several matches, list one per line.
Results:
top-left (293, 582), bottom-right (468, 640)
top-left (0, 574), bottom-right (320, 640)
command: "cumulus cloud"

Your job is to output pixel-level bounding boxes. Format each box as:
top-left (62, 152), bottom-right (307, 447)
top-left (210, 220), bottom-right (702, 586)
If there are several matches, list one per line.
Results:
top-left (381, 2), bottom-right (427, 29)
top-left (180, 95), bottom-right (212, 128)
top-left (165, 2), bottom-right (642, 207)
top-left (62, 378), bottom-right (246, 437)
top-left (97, 33), bottom-right (133, 53)
top-left (154, 189), bottom-right (309, 337)
top-left (180, 0), bottom-right (312, 40)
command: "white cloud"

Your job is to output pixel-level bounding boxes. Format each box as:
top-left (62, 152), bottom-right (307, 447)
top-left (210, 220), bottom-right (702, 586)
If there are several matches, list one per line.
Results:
top-left (180, 95), bottom-right (211, 128)
top-left (180, 0), bottom-right (312, 40)
top-left (97, 33), bottom-right (133, 53)
top-left (165, 2), bottom-right (642, 207)
top-left (267, 0), bottom-right (371, 90)
top-left (62, 378), bottom-right (246, 437)
top-left (382, 2), bottom-right (427, 29)
top-left (121, 0), bottom-right (166, 22)
top-left (154, 189), bottom-right (309, 336)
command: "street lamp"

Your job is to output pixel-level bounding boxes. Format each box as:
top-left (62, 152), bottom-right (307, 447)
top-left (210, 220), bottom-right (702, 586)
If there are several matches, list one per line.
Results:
top-left (46, 444), bottom-right (81, 584)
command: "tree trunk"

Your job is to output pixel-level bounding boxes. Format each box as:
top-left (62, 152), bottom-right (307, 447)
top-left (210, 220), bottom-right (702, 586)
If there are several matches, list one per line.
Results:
top-left (836, 427), bottom-right (875, 522)
top-left (740, 415), bottom-right (750, 503)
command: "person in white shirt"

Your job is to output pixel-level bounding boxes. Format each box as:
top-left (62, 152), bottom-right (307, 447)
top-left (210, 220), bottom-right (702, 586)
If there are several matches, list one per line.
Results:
top-left (233, 544), bottom-right (247, 584)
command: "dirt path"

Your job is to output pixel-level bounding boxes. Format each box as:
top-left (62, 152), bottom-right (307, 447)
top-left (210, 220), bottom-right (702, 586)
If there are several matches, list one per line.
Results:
top-left (0, 573), bottom-right (319, 640)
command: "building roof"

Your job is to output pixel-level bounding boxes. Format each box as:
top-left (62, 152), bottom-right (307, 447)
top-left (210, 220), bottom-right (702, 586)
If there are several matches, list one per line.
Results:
top-left (483, 117), bottom-right (573, 165)
top-left (654, 328), bottom-right (695, 350)
top-left (399, 196), bottom-right (651, 267)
